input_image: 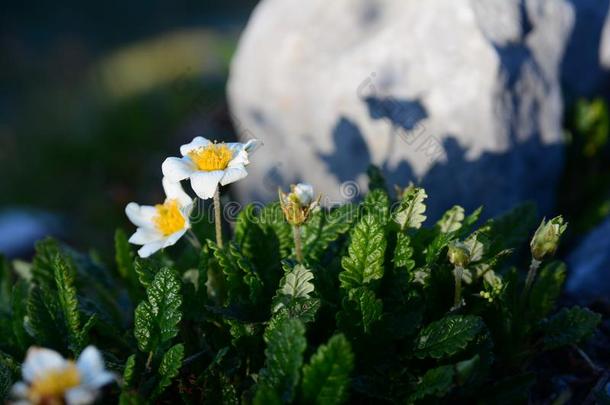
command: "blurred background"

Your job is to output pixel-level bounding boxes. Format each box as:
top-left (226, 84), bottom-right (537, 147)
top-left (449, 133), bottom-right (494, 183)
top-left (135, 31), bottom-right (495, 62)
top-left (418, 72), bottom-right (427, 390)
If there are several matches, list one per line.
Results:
top-left (0, 0), bottom-right (258, 255)
top-left (1, 0), bottom-right (610, 298)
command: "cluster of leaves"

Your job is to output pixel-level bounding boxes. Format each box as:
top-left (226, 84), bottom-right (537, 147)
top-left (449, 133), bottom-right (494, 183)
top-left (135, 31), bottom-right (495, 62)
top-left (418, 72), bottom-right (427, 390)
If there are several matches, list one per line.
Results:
top-left (0, 169), bottom-right (602, 403)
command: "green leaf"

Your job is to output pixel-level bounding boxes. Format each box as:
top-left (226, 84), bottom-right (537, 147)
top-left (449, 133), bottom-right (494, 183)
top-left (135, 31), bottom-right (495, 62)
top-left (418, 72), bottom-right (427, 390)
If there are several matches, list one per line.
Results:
top-left (257, 318), bottom-right (307, 402)
top-left (123, 354), bottom-right (136, 387)
top-left (349, 288), bottom-right (383, 334)
top-left (437, 206), bottom-right (465, 233)
top-left (363, 189), bottom-right (390, 225)
top-left (339, 215), bottom-right (386, 290)
top-left (414, 315), bottom-right (483, 359)
top-left (393, 186), bottom-right (428, 231)
top-left (26, 286), bottom-right (62, 349)
top-left (259, 202), bottom-right (293, 257)
top-left (210, 242), bottom-right (263, 306)
top-left (115, 229), bottom-right (135, 280)
top-left (134, 267), bottom-right (182, 353)
top-left (31, 238), bottom-right (62, 287)
top-left (485, 203), bottom-right (537, 254)
top-left (0, 360), bottom-right (12, 400)
top-left (302, 204), bottom-right (355, 263)
top-left (301, 334), bottom-right (354, 405)
top-left (53, 254), bottom-right (82, 354)
top-left (393, 233), bottom-right (415, 272)
top-left (152, 343), bottom-right (185, 399)
top-left (543, 306), bottom-right (601, 350)
top-left (11, 281), bottom-right (30, 351)
top-left (410, 365), bottom-right (454, 401)
top-left (528, 261), bottom-right (566, 320)
top-left (367, 164), bottom-right (387, 192)
top-left (133, 257), bottom-right (164, 289)
top-left (279, 265), bottom-right (314, 300)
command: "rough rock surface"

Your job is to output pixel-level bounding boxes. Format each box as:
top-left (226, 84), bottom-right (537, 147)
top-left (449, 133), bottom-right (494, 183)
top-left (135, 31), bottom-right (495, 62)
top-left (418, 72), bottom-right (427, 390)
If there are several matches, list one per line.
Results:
top-left (227, 0), bottom-right (574, 219)
top-left (567, 216), bottom-right (610, 299)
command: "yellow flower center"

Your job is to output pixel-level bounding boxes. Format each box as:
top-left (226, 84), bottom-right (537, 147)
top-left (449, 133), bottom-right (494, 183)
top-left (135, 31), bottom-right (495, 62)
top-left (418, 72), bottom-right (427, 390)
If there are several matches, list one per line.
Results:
top-left (188, 144), bottom-right (233, 171)
top-left (154, 199), bottom-right (186, 236)
top-left (28, 362), bottom-right (81, 404)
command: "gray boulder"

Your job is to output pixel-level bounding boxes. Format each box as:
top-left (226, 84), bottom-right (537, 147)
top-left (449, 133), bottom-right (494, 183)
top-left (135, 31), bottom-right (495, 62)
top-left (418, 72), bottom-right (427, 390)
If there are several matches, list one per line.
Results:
top-left (566, 216), bottom-right (610, 299)
top-left (227, 0), bottom-right (574, 219)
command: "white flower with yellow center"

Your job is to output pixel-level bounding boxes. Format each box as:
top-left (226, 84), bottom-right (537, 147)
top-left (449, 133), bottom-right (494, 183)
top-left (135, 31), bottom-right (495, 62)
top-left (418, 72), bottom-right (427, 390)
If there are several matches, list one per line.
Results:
top-left (125, 177), bottom-right (193, 258)
top-left (161, 136), bottom-right (262, 199)
top-left (10, 346), bottom-right (114, 405)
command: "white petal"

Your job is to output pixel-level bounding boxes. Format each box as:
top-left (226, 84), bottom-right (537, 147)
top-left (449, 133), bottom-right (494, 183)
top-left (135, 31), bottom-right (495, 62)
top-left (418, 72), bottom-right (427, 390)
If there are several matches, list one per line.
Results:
top-left (125, 203), bottom-right (156, 229)
top-left (164, 229), bottom-right (188, 248)
top-left (220, 164), bottom-right (248, 186)
top-left (76, 346), bottom-right (113, 389)
top-left (228, 150), bottom-right (249, 167)
top-left (294, 183), bottom-right (314, 205)
top-left (190, 171), bottom-right (224, 199)
top-left (244, 138), bottom-right (263, 154)
top-left (65, 386), bottom-right (97, 405)
top-left (162, 177), bottom-right (193, 207)
top-left (22, 347), bottom-right (67, 383)
top-left (180, 136), bottom-right (210, 156)
top-left (162, 157), bottom-right (195, 182)
top-left (10, 382), bottom-right (28, 399)
top-left (225, 142), bottom-right (246, 154)
top-left (128, 228), bottom-right (162, 245)
top-left (138, 240), bottom-right (165, 258)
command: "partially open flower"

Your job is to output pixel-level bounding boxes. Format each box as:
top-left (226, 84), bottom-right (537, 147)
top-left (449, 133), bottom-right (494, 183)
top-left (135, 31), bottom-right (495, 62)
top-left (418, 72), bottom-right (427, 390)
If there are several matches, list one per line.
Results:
top-left (11, 346), bottom-right (114, 405)
top-left (126, 178), bottom-right (193, 258)
top-left (530, 216), bottom-right (567, 261)
top-left (279, 183), bottom-right (320, 226)
top-left (162, 136), bottom-right (262, 200)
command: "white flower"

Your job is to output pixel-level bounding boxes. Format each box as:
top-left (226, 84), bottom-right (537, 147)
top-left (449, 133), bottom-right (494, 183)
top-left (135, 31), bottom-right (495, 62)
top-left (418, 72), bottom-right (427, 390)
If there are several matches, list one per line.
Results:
top-left (125, 177), bottom-right (193, 258)
top-left (293, 183), bottom-right (314, 206)
top-left (10, 346), bottom-right (115, 405)
top-left (161, 136), bottom-right (262, 200)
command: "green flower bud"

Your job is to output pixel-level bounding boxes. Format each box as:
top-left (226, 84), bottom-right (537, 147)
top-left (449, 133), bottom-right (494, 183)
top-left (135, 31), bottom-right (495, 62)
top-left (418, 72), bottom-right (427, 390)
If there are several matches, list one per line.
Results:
top-left (530, 216), bottom-right (567, 261)
top-left (447, 241), bottom-right (471, 268)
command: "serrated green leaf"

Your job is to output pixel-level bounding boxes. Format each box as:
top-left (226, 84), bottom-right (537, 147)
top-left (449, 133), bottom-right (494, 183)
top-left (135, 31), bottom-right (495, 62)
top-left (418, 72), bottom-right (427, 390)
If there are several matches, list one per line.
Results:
top-left (302, 204), bottom-right (355, 263)
top-left (123, 354), bottom-right (136, 387)
top-left (31, 238), bottom-right (62, 287)
top-left (393, 233), bottom-right (415, 272)
top-left (367, 165), bottom-right (387, 192)
top-left (0, 360), bottom-right (12, 400)
top-left (363, 189), bottom-right (390, 225)
top-left (210, 242), bottom-right (263, 306)
top-left (257, 318), bottom-right (307, 402)
top-left (410, 365), bottom-right (454, 402)
top-left (414, 315), bottom-right (483, 359)
top-left (393, 186), bottom-right (427, 231)
top-left (543, 306), bottom-right (601, 350)
top-left (26, 285), bottom-right (62, 349)
top-left (134, 267), bottom-right (182, 352)
top-left (349, 288), bottom-right (383, 334)
top-left (339, 215), bottom-right (386, 290)
top-left (133, 257), bottom-right (162, 289)
top-left (53, 254), bottom-right (82, 354)
top-left (11, 281), bottom-right (30, 351)
top-left (279, 265), bottom-right (314, 300)
top-left (528, 261), bottom-right (566, 320)
top-left (152, 343), bottom-right (184, 399)
top-left (301, 334), bottom-right (354, 405)
top-left (259, 202), bottom-right (293, 257)
top-left (437, 206), bottom-right (465, 233)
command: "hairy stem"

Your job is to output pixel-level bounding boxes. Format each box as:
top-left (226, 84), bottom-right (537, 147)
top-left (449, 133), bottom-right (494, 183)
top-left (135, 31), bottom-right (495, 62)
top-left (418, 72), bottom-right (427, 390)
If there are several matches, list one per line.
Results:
top-left (454, 266), bottom-right (464, 308)
top-left (293, 225), bottom-right (303, 263)
top-left (523, 258), bottom-right (542, 299)
top-left (214, 186), bottom-right (223, 249)
top-left (573, 344), bottom-right (602, 373)
top-left (186, 229), bottom-right (202, 250)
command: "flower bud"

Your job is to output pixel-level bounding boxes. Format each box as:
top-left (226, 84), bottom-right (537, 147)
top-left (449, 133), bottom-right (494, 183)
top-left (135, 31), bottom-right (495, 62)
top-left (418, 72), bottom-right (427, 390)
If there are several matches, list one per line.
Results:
top-left (448, 241), bottom-right (471, 268)
top-left (530, 216), bottom-right (567, 261)
top-left (294, 183), bottom-right (314, 206)
top-left (279, 183), bottom-right (320, 226)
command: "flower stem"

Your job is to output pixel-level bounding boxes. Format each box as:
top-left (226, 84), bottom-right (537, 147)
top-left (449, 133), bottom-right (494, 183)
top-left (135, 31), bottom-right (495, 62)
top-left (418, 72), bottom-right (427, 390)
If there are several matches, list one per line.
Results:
top-left (572, 344), bottom-right (602, 373)
top-left (186, 229), bottom-right (202, 250)
top-left (214, 186), bottom-right (223, 249)
top-left (453, 266), bottom-right (464, 308)
top-left (523, 258), bottom-right (541, 299)
top-left (293, 225), bottom-right (303, 262)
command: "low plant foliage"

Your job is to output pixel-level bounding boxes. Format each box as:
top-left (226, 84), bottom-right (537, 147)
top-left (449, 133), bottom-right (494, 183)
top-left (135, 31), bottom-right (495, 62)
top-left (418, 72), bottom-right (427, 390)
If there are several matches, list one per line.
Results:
top-left (0, 169), bottom-right (601, 404)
